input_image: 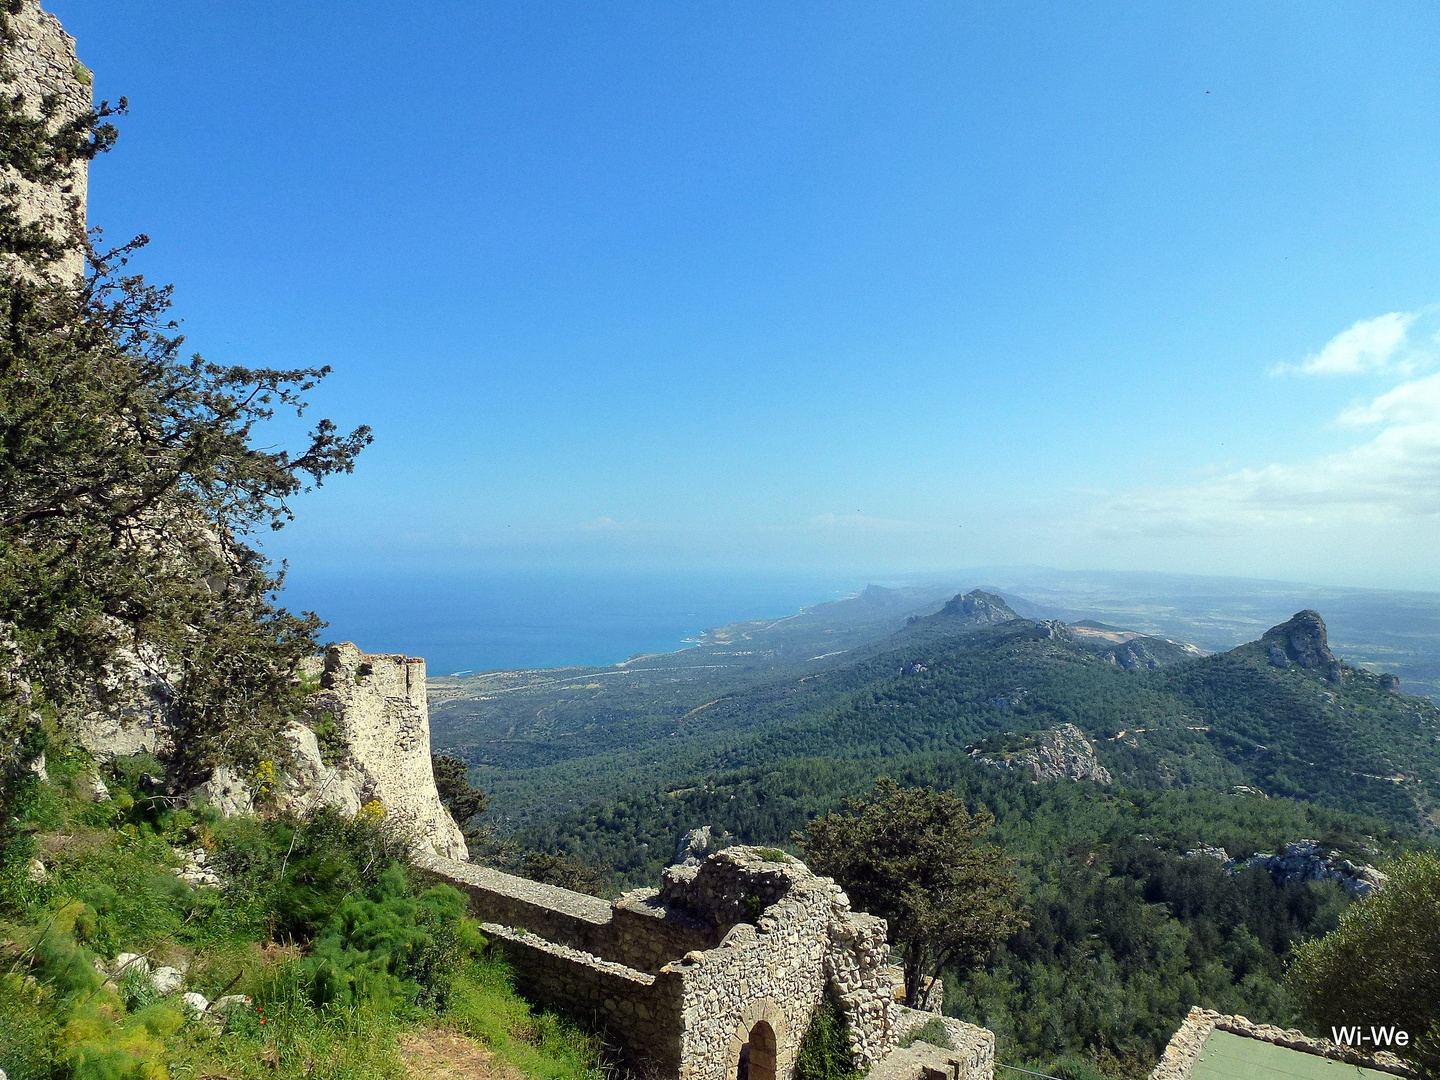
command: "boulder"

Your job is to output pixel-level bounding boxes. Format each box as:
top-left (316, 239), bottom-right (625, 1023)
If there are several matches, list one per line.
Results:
top-left (150, 966), bottom-right (184, 995)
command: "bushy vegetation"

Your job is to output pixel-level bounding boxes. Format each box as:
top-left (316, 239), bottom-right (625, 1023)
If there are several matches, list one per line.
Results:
top-left (0, 740), bottom-right (604, 1080)
top-left (798, 780), bottom-right (1023, 1007)
top-left (1289, 850), bottom-right (1440, 1077)
top-left (512, 747), bottom-right (1415, 1078)
top-left (792, 998), bottom-right (861, 1080)
top-left (0, 1), bottom-right (371, 790)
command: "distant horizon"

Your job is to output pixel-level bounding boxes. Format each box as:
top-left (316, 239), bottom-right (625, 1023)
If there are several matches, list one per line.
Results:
top-left (283, 563), bottom-right (1440, 681)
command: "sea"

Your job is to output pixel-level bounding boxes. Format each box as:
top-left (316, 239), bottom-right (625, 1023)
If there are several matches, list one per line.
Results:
top-left (276, 569), bottom-right (866, 676)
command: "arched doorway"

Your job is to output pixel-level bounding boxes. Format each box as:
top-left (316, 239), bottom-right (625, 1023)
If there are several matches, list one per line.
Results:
top-left (738, 1021), bottom-right (776, 1080)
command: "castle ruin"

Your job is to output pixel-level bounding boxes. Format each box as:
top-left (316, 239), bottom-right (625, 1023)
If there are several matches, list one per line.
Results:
top-left (418, 843), bottom-right (995, 1080)
top-left (1, 0), bottom-right (91, 280)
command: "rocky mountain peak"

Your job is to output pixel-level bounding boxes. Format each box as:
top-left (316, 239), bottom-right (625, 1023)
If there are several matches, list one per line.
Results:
top-left (939, 589), bottom-right (1017, 623)
top-left (1262, 609), bottom-right (1343, 682)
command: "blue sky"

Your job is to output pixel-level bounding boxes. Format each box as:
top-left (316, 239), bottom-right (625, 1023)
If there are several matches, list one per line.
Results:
top-left (53, 1), bottom-right (1440, 589)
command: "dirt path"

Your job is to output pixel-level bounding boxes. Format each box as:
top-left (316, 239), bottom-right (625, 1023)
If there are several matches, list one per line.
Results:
top-left (400, 1029), bottom-right (524, 1080)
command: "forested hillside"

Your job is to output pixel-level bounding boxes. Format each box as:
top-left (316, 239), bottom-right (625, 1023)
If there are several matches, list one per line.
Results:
top-left (464, 596), bottom-right (1440, 831)
top-left (456, 596), bottom-right (1439, 1078)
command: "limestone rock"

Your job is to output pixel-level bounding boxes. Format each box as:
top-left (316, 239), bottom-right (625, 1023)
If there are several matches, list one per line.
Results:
top-left (151, 966), bottom-right (184, 995)
top-left (675, 825), bottom-right (722, 867)
top-left (275, 719), bottom-right (362, 818)
top-left (73, 643), bottom-right (179, 763)
top-left (173, 847), bottom-right (222, 889)
top-left (937, 590), bottom-right (1016, 624)
top-left (113, 952), bottom-right (149, 978)
top-left (1262, 611), bottom-right (1343, 682)
top-left (972, 723), bottom-right (1113, 784)
top-left (195, 765), bottom-right (253, 817)
top-left (1186, 845), bottom-right (1228, 862)
top-left (181, 991), bottom-right (209, 1014)
top-left (1240, 840), bottom-right (1387, 897)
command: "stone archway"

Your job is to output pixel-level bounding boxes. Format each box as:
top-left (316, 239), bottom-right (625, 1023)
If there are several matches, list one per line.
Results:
top-left (738, 1021), bottom-right (777, 1080)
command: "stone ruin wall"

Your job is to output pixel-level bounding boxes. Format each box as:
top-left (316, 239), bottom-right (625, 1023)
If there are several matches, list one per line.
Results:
top-left (188, 643), bottom-right (467, 861)
top-left (488, 922), bottom-right (689, 1074)
top-left (1150, 1008), bottom-right (1417, 1080)
top-left (3, 0), bottom-right (91, 280)
top-left (418, 846), bottom-right (958, 1080)
top-left (299, 643), bottom-right (467, 859)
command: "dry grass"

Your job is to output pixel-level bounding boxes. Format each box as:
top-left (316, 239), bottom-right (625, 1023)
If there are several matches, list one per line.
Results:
top-left (401, 1027), bottom-right (526, 1080)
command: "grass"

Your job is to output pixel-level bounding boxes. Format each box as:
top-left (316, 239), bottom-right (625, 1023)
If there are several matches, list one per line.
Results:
top-left (445, 957), bottom-right (604, 1080)
top-left (898, 1018), bottom-right (952, 1050)
top-left (0, 742), bottom-right (606, 1080)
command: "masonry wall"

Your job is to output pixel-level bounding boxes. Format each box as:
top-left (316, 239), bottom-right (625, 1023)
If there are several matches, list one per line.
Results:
top-left (484, 922), bottom-right (687, 1076)
top-left (4, 0), bottom-right (91, 281)
top-left (416, 855), bottom-right (614, 954)
top-left (423, 847), bottom-right (913, 1080)
top-left (307, 644), bottom-right (468, 859)
top-left (657, 849), bottom-right (902, 1080)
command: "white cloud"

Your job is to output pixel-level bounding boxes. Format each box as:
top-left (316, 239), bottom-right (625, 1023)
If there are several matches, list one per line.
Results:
top-left (1338, 370), bottom-right (1440, 426)
top-left (1276, 311), bottom-right (1417, 376)
top-left (1082, 369), bottom-right (1440, 538)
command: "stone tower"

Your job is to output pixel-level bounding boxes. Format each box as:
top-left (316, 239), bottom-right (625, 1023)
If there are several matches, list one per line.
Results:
top-left (2, 0), bottom-right (92, 280)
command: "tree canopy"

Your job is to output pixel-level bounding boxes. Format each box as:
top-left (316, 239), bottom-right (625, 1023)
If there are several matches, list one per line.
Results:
top-left (1289, 851), bottom-right (1440, 1076)
top-left (796, 777), bottom-right (1025, 1008)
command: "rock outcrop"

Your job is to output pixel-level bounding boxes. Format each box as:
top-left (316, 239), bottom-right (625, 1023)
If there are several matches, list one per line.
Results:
top-left (1240, 839), bottom-right (1387, 897)
top-left (936, 590), bottom-right (1016, 624)
top-left (1263, 610), bottom-right (1344, 683)
top-left (971, 723), bottom-right (1113, 784)
top-left (115, 641), bottom-right (470, 861)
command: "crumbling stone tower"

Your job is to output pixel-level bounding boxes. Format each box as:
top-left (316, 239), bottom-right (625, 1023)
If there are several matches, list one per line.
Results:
top-left (2, 0), bottom-right (92, 280)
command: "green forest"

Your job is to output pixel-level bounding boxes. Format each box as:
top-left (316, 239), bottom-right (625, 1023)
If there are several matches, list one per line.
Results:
top-left (478, 603), bottom-right (1438, 1078)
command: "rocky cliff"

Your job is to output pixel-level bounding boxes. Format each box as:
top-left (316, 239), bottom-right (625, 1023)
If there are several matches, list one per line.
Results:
top-left (78, 641), bottom-right (468, 861)
top-left (1, 0), bottom-right (90, 281)
top-left (193, 643), bottom-right (468, 860)
top-left (1263, 610), bottom-right (1344, 683)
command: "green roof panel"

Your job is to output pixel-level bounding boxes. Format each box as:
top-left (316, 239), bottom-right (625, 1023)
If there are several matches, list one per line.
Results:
top-left (1190, 1030), bottom-right (1397, 1080)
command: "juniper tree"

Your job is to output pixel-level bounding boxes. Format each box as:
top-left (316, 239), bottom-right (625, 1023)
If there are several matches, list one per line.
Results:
top-left (1289, 851), bottom-right (1440, 1077)
top-left (0, 6), bottom-right (370, 783)
top-left (797, 778), bottom-right (1025, 1009)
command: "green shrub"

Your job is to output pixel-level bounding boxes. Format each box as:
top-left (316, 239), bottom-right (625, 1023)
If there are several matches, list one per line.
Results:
top-left (794, 998), bottom-right (861, 1080)
top-left (298, 862), bottom-right (484, 1010)
top-left (898, 1018), bottom-right (952, 1049)
top-left (212, 805), bottom-right (411, 940)
top-left (1290, 851), bottom-right (1440, 1075)
top-left (312, 711), bottom-right (348, 767)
